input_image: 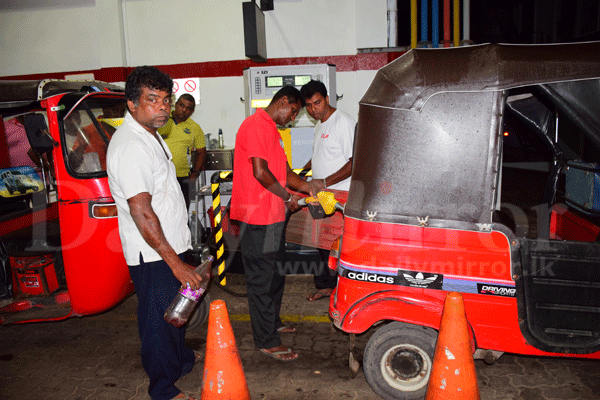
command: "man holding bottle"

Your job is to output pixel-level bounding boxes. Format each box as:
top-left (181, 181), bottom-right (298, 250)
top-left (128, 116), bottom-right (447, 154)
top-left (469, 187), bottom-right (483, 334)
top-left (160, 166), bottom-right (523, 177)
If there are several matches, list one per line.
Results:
top-left (107, 66), bottom-right (203, 400)
top-left (159, 93), bottom-right (206, 209)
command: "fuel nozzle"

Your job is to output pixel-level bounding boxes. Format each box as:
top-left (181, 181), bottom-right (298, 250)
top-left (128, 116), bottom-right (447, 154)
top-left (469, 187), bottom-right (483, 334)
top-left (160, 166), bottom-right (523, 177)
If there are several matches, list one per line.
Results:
top-left (298, 191), bottom-right (344, 219)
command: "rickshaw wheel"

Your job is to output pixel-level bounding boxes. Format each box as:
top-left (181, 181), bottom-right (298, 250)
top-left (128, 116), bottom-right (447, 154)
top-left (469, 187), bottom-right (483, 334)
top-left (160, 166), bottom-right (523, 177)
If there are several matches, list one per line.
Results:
top-left (185, 293), bottom-right (211, 332)
top-left (363, 322), bottom-right (437, 400)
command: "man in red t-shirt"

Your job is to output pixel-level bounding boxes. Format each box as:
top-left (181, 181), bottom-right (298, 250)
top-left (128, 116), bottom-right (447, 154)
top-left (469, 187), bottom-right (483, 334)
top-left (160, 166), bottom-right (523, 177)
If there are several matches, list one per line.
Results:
top-left (231, 86), bottom-right (311, 362)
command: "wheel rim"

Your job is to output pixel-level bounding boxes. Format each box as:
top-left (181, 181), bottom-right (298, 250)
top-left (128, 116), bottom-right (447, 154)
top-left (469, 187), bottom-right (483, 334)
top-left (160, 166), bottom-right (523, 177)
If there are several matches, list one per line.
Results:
top-left (380, 343), bottom-right (432, 392)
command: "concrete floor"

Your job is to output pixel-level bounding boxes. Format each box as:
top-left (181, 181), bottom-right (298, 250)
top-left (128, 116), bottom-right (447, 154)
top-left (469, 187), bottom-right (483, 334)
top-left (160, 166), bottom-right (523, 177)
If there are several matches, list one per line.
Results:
top-left (1, 275), bottom-right (599, 400)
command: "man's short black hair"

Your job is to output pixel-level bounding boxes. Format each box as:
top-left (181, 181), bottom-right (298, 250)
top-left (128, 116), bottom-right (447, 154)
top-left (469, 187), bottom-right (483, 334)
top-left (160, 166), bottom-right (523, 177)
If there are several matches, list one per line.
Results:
top-left (177, 93), bottom-right (196, 110)
top-left (177, 93), bottom-right (195, 104)
top-left (300, 80), bottom-right (328, 100)
top-left (271, 85), bottom-right (306, 108)
top-left (125, 66), bottom-right (173, 106)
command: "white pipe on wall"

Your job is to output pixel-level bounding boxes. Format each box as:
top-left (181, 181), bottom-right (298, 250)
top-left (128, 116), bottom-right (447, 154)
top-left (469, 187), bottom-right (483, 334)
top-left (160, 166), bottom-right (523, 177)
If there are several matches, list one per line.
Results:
top-left (387, 0), bottom-right (398, 47)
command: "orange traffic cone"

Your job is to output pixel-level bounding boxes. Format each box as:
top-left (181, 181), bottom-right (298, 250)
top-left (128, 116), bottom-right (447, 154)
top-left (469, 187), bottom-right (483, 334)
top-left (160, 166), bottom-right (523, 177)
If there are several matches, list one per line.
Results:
top-left (201, 300), bottom-right (251, 400)
top-left (425, 292), bottom-right (480, 400)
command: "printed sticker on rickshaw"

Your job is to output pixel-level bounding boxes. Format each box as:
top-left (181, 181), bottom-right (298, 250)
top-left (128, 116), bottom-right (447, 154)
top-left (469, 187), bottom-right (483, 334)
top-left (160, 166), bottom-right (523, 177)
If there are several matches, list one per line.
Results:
top-left (338, 261), bottom-right (516, 296)
top-left (0, 167), bottom-right (44, 198)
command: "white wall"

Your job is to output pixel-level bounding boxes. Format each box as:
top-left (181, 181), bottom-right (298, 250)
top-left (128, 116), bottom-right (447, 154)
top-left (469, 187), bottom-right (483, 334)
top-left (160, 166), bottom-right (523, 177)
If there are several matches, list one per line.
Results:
top-left (121, 0), bottom-right (360, 64)
top-left (356, 0), bottom-right (388, 48)
top-left (0, 0), bottom-right (389, 145)
top-left (0, 0), bottom-right (100, 75)
top-left (195, 76), bottom-right (244, 148)
top-left (121, 0), bottom-right (244, 66)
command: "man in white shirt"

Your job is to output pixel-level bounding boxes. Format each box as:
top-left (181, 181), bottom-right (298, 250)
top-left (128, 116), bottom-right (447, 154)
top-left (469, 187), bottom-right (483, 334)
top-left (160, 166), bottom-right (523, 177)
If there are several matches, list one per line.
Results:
top-left (301, 80), bottom-right (356, 301)
top-left (106, 66), bottom-right (202, 400)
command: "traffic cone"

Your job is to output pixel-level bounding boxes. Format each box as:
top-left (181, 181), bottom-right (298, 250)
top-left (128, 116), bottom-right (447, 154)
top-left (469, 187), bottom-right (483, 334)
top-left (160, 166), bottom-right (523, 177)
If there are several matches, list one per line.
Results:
top-left (425, 292), bottom-right (480, 400)
top-left (201, 300), bottom-right (251, 400)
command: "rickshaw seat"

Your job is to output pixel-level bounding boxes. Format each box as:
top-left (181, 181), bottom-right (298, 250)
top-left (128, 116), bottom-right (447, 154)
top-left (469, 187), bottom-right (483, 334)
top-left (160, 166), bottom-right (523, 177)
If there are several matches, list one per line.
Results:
top-left (550, 204), bottom-right (600, 242)
top-left (1, 218), bottom-right (61, 257)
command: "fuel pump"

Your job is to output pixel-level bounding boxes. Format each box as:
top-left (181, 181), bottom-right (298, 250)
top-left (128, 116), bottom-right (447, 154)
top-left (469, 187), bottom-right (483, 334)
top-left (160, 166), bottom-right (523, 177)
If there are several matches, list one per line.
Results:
top-left (243, 64), bottom-right (336, 168)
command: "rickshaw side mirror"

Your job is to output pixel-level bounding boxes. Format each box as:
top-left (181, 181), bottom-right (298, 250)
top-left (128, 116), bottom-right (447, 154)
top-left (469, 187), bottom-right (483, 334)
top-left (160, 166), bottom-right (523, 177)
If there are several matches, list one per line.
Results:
top-left (23, 113), bottom-right (57, 155)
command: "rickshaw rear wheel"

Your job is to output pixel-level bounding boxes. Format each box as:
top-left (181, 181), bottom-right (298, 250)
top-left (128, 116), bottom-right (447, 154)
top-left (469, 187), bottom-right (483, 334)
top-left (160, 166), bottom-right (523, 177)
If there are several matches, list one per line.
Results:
top-left (363, 321), bottom-right (437, 400)
top-left (185, 293), bottom-right (211, 332)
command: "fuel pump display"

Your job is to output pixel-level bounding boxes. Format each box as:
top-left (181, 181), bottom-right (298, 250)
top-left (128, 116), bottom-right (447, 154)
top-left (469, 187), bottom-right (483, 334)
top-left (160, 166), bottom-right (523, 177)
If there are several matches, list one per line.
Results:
top-left (243, 64), bottom-right (336, 168)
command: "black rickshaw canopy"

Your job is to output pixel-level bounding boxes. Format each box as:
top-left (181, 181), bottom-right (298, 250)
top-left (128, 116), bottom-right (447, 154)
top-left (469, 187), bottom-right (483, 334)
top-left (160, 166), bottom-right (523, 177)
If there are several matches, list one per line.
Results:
top-left (348, 42), bottom-right (600, 228)
top-left (0, 79), bottom-right (124, 114)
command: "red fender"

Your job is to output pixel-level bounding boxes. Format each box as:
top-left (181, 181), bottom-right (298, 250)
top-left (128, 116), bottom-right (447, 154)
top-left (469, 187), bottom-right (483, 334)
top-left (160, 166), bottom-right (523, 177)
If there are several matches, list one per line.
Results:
top-left (337, 289), bottom-right (477, 351)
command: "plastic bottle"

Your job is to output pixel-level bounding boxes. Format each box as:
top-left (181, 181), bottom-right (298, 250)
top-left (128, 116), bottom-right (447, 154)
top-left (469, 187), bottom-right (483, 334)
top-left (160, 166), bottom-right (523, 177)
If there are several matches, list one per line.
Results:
top-left (218, 128), bottom-right (224, 149)
top-left (164, 256), bottom-right (214, 327)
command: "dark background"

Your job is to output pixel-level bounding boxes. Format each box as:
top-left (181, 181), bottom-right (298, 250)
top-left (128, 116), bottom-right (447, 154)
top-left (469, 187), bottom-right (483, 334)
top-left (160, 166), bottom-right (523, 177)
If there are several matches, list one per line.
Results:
top-left (396, 0), bottom-right (600, 46)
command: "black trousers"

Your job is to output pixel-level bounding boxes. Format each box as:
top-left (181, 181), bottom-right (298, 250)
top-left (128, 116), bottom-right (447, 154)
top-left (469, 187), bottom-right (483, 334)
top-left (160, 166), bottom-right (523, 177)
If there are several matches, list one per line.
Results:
top-left (314, 248), bottom-right (337, 289)
top-left (177, 176), bottom-right (192, 210)
top-left (238, 220), bottom-right (287, 349)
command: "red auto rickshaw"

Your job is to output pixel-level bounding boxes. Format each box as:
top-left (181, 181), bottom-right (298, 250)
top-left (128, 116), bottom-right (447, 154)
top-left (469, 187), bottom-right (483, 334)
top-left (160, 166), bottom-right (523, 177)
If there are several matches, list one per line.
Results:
top-left (0, 80), bottom-right (208, 329)
top-left (327, 42), bottom-right (600, 400)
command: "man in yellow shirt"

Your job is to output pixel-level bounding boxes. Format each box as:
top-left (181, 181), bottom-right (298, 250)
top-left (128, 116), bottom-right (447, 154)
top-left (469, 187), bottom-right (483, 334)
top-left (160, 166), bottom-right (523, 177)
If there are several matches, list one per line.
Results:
top-left (159, 93), bottom-right (206, 208)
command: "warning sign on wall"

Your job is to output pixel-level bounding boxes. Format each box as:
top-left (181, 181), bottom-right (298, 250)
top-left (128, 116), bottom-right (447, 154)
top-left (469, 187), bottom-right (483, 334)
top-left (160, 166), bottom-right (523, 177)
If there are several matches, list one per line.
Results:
top-left (172, 78), bottom-right (200, 104)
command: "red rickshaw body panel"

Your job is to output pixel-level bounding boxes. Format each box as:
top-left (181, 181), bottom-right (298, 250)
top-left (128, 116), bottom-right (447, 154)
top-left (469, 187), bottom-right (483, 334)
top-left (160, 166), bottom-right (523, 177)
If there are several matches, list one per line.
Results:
top-left (44, 95), bottom-right (132, 315)
top-left (58, 199), bottom-right (131, 315)
top-left (330, 217), bottom-right (600, 359)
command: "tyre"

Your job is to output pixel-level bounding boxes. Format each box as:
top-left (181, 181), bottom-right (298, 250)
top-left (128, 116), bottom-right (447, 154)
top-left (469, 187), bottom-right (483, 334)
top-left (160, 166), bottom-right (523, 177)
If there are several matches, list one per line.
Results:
top-left (363, 322), bottom-right (438, 400)
top-left (185, 293), bottom-right (211, 332)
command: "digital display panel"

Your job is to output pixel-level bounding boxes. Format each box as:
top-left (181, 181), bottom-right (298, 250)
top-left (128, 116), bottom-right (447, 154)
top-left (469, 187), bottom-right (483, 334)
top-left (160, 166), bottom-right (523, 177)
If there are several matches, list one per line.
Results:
top-left (266, 75), bottom-right (310, 88)
top-left (294, 75), bottom-right (311, 86)
top-left (266, 76), bottom-right (283, 87)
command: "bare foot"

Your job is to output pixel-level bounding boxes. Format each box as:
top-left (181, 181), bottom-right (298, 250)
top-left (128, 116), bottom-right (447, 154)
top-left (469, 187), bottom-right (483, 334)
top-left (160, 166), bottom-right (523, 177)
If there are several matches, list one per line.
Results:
top-left (306, 288), bottom-right (333, 301)
top-left (259, 345), bottom-right (299, 361)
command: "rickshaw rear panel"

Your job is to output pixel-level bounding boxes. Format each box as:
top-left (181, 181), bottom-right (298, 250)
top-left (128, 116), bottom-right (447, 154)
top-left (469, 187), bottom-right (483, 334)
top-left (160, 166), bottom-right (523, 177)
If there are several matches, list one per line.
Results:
top-left (330, 41), bottom-right (600, 400)
top-left (1, 80), bottom-right (133, 323)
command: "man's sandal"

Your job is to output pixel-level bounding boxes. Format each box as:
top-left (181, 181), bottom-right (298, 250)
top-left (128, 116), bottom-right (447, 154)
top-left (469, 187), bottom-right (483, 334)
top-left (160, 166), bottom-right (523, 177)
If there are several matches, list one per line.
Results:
top-left (194, 350), bottom-right (204, 364)
top-left (277, 325), bottom-right (296, 333)
top-left (171, 393), bottom-right (196, 400)
top-left (259, 346), bottom-right (299, 362)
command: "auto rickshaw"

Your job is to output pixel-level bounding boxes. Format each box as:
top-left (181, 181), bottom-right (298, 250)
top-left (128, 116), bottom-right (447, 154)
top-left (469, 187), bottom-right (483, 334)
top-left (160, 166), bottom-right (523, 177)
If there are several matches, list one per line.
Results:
top-left (0, 80), bottom-right (209, 329)
top-left (327, 42), bottom-right (600, 400)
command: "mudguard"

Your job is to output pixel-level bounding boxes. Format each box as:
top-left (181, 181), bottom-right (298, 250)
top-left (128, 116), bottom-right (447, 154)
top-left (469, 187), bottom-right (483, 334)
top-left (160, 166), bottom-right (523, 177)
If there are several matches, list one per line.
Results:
top-left (338, 290), bottom-right (445, 333)
top-left (335, 289), bottom-right (480, 353)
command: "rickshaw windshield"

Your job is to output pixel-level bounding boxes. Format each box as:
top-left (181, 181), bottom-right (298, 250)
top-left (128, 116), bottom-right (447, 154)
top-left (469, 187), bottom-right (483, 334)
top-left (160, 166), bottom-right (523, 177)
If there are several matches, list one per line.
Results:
top-left (60, 97), bottom-right (125, 178)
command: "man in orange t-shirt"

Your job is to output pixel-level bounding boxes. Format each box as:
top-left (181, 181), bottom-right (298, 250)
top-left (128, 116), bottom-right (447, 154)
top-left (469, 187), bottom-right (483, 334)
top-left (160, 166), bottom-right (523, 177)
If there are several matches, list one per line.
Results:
top-left (231, 86), bottom-right (311, 362)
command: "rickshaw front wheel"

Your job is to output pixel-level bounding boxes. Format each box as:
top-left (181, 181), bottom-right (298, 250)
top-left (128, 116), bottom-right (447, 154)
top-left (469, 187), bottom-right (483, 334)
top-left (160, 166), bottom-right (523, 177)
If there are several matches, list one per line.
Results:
top-left (185, 293), bottom-right (211, 332)
top-left (363, 321), bottom-right (437, 400)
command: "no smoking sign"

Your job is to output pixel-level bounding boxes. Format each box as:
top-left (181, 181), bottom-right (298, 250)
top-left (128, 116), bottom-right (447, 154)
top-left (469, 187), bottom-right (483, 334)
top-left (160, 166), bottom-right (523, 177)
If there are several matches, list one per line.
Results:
top-left (172, 77), bottom-right (200, 104)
